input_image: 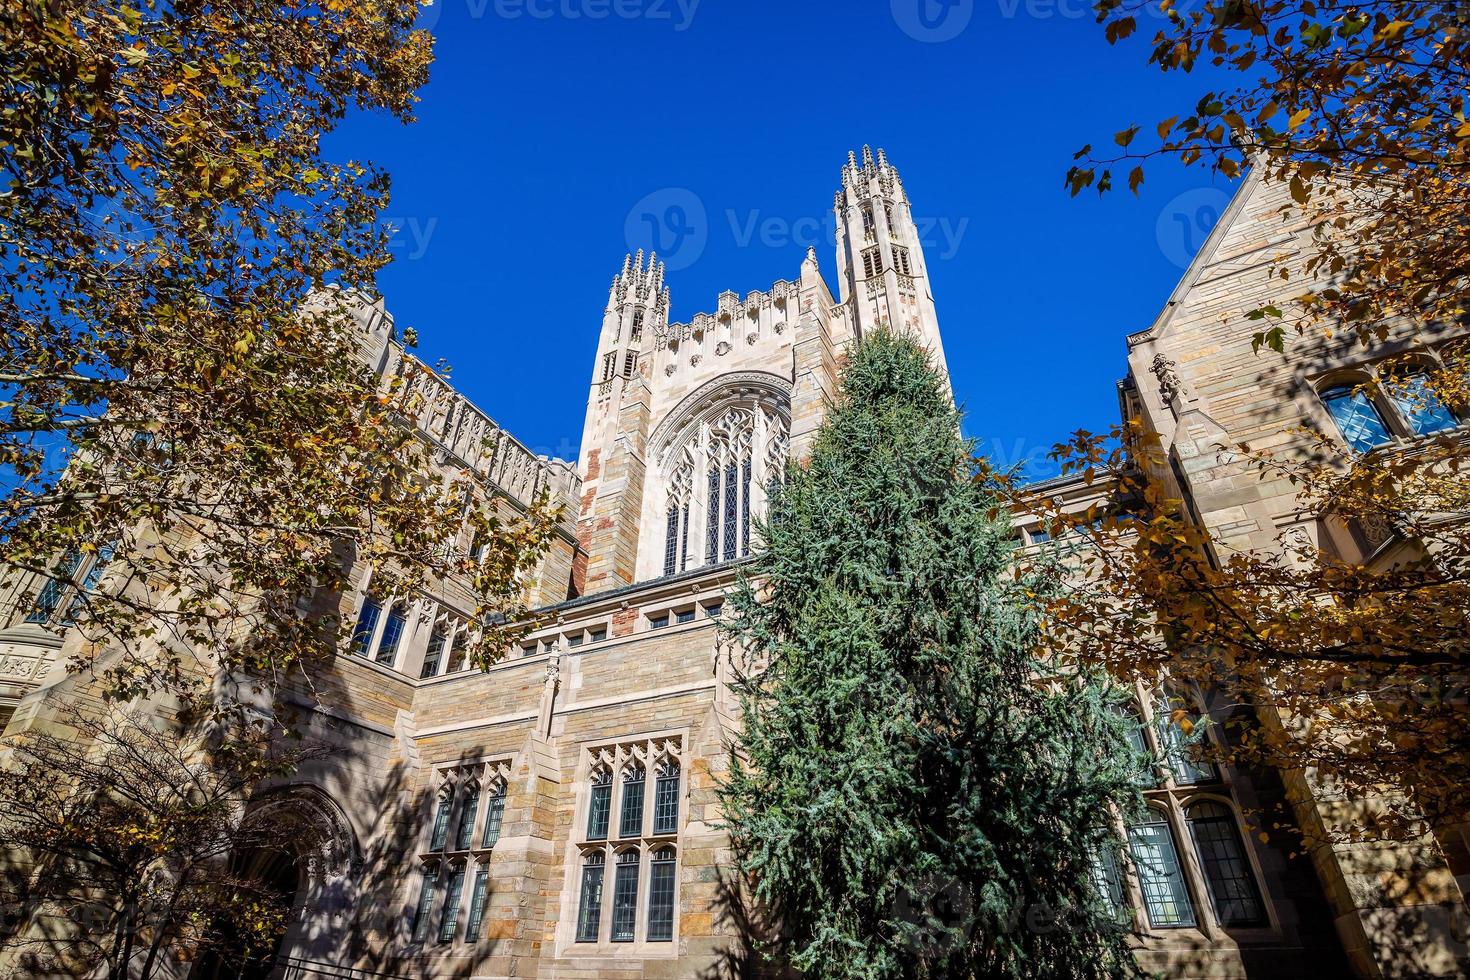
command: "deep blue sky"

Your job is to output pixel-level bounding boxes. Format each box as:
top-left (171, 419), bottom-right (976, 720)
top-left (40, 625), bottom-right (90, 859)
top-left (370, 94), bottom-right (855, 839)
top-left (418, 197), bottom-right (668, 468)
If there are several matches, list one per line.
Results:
top-left (326, 0), bottom-right (1237, 480)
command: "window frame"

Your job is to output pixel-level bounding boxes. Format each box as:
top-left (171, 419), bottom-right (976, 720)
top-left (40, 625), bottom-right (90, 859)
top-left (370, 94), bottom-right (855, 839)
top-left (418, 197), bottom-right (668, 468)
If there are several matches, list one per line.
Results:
top-left (567, 734), bottom-right (685, 952)
top-left (1100, 680), bottom-right (1278, 940)
top-left (1311, 354), bottom-right (1464, 455)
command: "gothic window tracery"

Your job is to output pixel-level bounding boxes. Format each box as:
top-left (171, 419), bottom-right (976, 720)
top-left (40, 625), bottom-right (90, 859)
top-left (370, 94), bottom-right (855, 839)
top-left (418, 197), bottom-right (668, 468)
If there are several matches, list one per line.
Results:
top-left (657, 398), bottom-right (787, 577)
top-left (574, 737), bottom-right (685, 946)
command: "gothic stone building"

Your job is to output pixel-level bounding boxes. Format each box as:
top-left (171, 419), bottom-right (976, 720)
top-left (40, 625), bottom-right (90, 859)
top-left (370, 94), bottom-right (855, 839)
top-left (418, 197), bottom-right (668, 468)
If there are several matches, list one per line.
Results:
top-left (1, 150), bottom-right (1467, 979)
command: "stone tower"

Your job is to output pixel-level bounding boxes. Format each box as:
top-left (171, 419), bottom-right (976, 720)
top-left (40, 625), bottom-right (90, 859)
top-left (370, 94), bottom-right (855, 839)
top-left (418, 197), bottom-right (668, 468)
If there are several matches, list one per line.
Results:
top-left (574, 250), bottom-right (667, 596)
top-left (833, 145), bottom-right (948, 378)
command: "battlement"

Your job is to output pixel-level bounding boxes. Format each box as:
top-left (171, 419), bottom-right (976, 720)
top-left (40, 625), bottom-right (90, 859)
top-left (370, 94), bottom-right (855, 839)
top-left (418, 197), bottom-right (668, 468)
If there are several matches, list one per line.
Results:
top-left (657, 278), bottom-right (798, 347)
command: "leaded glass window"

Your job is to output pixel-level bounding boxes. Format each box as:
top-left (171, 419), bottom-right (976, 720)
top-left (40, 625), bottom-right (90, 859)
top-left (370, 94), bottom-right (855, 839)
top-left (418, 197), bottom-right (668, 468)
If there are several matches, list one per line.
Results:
top-left (705, 468), bottom-right (720, 562)
top-left (1090, 843), bottom-right (1129, 920)
top-left (411, 867), bottom-right (437, 942)
top-left (611, 850), bottom-right (640, 942)
top-left (27, 550), bottom-right (81, 624)
top-left (351, 596), bottom-right (382, 655)
top-left (429, 791), bottom-right (453, 851)
top-left (421, 628), bottom-right (447, 678)
top-left (465, 866), bottom-right (489, 941)
top-left (575, 852), bottom-right (605, 942)
top-left (1389, 372), bottom-right (1458, 436)
top-left (648, 848), bottom-right (676, 941)
top-left (1155, 694), bottom-right (1215, 785)
top-left (721, 461), bottom-right (738, 559)
top-left (1321, 385), bottom-right (1392, 453)
top-left (740, 457), bottom-right (752, 554)
top-left (455, 786), bottom-right (480, 852)
top-left (1128, 812), bottom-right (1195, 928)
top-left (680, 504), bottom-right (689, 570)
top-left (654, 760), bottom-right (680, 834)
top-left (438, 865), bottom-right (465, 942)
top-left (1187, 801), bottom-right (1265, 926)
top-left (62, 543), bottom-right (114, 625)
top-left (663, 505), bottom-right (679, 576)
top-left (586, 770), bottom-right (612, 840)
top-left (619, 764), bottom-right (646, 839)
top-left (376, 603), bottom-right (408, 666)
top-left (482, 783), bottom-right (506, 848)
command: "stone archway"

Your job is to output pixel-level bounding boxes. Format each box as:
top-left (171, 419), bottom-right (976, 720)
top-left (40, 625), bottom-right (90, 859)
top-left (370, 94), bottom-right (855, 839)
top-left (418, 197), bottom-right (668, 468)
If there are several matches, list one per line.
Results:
top-left (190, 785), bottom-right (360, 980)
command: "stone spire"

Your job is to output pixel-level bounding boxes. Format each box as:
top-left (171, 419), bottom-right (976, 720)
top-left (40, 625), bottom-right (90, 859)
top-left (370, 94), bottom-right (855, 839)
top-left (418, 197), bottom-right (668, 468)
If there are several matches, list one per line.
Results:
top-left (831, 147), bottom-right (948, 378)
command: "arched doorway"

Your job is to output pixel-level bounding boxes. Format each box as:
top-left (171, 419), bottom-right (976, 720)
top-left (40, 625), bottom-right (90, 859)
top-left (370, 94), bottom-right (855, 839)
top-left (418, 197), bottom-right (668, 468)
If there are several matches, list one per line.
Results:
top-left (190, 786), bottom-right (359, 980)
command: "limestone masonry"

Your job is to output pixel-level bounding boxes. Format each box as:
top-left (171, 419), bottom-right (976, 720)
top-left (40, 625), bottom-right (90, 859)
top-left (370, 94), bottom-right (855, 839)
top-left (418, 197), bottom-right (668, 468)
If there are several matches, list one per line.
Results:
top-left (2, 149), bottom-right (1467, 978)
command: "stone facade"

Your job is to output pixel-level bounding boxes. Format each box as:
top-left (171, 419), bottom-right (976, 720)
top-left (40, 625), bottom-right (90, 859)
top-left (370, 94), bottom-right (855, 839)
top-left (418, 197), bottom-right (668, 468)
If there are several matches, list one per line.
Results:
top-left (1, 150), bottom-right (1466, 979)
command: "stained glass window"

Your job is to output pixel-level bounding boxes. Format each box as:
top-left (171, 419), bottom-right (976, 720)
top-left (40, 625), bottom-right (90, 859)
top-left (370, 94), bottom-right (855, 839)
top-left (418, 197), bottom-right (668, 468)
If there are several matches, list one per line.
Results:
top-left (575, 852), bottom-right (605, 942)
top-left (648, 848), bottom-right (676, 941)
top-left (1187, 801), bottom-right (1265, 926)
top-left (1128, 812), bottom-right (1195, 928)
top-left (611, 850), bottom-right (640, 942)
top-left (1321, 385), bottom-right (1392, 453)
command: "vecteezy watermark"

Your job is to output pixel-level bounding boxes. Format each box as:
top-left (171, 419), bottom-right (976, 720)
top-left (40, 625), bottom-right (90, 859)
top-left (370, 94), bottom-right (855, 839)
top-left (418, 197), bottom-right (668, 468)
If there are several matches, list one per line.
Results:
top-left (1156, 187), bottom-right (1230, 269)
top-left (624, 187), bottom-right (709, 272)
top-left (624, 187), bottom-right (970, 272)
top-left (892, 0), bottom-right (975, 42)
top-left (417, 0), bottom-right (700, 31)
top-left (383, 215), bottom-right (438, 261)
top-left (996, 0), bottom-right (1199, 18)
top-left (726, 209), bottom-right (969, 260)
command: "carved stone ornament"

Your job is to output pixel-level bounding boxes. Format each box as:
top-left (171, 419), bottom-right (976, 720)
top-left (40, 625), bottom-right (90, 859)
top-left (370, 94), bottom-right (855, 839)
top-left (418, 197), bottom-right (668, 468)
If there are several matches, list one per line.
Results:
top-left (1151, 352), bottom-right (1185, 405)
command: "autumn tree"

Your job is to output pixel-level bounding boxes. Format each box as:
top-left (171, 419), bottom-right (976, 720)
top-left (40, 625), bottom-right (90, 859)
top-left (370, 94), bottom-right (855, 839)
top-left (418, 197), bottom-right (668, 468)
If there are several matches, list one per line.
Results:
top-left (722, 333), bottom-right (1146, 980)
top-left (1070, 0), bottom-right (1468, 348)
top-left (0, 1), bottom-right (557, 711)
top-left (0, 706), bottom-right (330, 980)
top-left (1008, 349), bottom-right (1470, 844)
top-left (1037, 0), bottom-right (1470, 849)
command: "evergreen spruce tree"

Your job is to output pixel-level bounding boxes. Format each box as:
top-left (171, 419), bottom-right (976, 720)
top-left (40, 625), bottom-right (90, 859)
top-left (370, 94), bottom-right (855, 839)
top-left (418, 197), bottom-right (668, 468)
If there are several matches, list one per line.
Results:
top-left (722, 332), bottom-right (1146, 980)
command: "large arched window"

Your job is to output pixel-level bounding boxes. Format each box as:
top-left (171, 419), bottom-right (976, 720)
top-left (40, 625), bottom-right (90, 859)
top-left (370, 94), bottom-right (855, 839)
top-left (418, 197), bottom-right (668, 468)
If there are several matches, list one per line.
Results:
top-left (650, 381), bottom-right (789, 578)
top-left (1186, 800), bottom-right (1265, 926)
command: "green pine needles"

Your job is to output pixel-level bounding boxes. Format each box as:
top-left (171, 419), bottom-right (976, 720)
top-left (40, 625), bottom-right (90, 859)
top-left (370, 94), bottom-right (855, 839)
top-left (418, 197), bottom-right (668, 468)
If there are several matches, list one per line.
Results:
top-left (721, 332), bottom-right (1146, 980)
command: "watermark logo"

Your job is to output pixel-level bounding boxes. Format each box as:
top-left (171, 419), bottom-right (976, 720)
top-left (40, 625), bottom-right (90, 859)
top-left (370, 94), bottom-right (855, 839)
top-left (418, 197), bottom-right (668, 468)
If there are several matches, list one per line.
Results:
top-left (893, 0), bottom-right (974, 42)
top-left (383, 215), bottom-right (439, 261)
top-left (1156, 187), bottom-right (1230, 269)
top-left (625, 187), bottom-right (708, 271)
top-left (417, 0), bottom-right (700, 32)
